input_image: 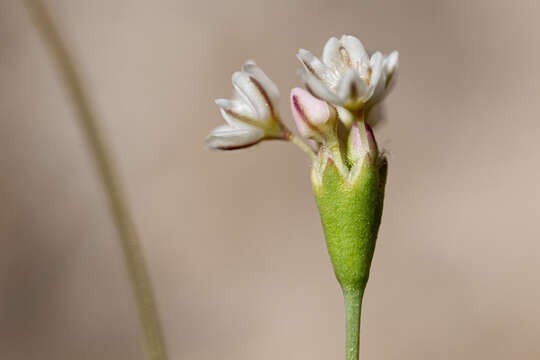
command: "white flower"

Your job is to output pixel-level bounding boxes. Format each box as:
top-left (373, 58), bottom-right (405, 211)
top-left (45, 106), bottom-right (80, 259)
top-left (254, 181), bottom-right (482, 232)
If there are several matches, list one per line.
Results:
top-left (206, 60), bottom-right (284, 150)
top-left (297, 35), bottom-right (398, 111)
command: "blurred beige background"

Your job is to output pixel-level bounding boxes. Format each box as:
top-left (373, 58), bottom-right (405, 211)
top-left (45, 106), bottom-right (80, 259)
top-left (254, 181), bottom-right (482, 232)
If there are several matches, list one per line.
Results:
top-left (1, 0), bottom-right (540, 359)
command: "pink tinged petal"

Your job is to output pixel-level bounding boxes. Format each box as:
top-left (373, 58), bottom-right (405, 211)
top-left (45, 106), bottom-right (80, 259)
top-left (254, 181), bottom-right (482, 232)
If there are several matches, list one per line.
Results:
top-left (290, 88), bottom-right (332, 140)
top-left (364, 121), bottom-right (378, 156)
top-left (348, 121), bottom-right (366, 162)
top-left (232, 71), bottom-right (273, 122)
top-left (299, 70), bottom-right (343, 105)
top-left (241, 60), bottom-right (280, 105)
top-left (340, 35), bottom-right (369, 64)
top-left (307, 139), bottom-right (319, 149)
top-left (348, 121), bottom-right (378, 162)
top-left (290, 98), bottom-right (310, 138)
top-left (337, 68), bottom-right (369, 103)
top-left (206, 124), bottom-right (264, 150)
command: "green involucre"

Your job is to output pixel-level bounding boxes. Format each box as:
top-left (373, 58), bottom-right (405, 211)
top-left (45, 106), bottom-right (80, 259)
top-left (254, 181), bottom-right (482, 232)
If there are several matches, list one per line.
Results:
top-left (312, 156), bottom-right (387, 291)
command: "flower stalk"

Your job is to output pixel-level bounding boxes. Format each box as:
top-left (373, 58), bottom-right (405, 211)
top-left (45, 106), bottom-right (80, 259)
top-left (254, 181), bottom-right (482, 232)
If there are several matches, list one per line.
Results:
top-left (23, 1), bottom-right (168, 359)
top-left (344, 288), bottom-right (364, 360)
top-left (287, 132), bottom-right (318, 161)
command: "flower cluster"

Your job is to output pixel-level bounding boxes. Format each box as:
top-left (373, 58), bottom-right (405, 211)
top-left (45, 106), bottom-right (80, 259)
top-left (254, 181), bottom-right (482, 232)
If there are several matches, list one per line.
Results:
top-left (206, 35), bottom-right (398, 180)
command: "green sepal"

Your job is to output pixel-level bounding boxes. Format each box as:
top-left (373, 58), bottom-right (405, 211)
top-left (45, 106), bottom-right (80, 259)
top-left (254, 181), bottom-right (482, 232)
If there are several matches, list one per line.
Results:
top-left (312, 156), bottom-right (387, 291)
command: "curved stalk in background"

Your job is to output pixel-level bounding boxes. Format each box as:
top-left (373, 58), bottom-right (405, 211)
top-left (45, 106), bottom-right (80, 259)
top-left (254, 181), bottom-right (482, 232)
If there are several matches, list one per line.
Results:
top-left (23, 1), bottom-right (168, 359)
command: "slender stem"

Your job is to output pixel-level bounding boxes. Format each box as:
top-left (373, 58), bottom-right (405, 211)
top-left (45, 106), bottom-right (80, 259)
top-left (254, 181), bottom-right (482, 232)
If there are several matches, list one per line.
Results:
top-left (343, 288), bottom-right (364, 360)
top-left (287, 132), bottom-right (317, 161)
top-left (23, 1), bottom-right (168, 359)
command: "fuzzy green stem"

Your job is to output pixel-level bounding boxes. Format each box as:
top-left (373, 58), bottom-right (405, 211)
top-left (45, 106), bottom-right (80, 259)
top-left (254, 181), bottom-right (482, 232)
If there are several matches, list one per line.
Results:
top-left (344, 288), bottom-right (364, 360)
top-left (23, 1), bottom-right (168, 359)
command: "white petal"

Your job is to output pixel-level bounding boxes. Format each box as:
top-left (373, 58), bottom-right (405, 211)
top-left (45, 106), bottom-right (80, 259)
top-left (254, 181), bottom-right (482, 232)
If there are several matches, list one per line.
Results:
top-left (206, 124), bottom-right (264, 150)
top-left (340, 35), bottom-right (369, 64)
top-left (336, 106), bottom-right (354, 128)
top-left (384, 51), bottom-right (399, 75)
top-left (215, 98), bottom-right (230, 108)
top-left (322, 37), bottom-right (342, 68)
top-left (299, 69), bottom-right (343, 105)
top-left (368, 51), bottom-right (399, 106)
top-left (337, 68), bottom-right (369, 103)
top-left (241, 60), bottom-right (280, 105)
top-left (215, 98), bottom-right (256, 119)
top-left (369, 52), bottom-right (384, 85)
top-left (297, 49), bottom-right (335, 85)
top-left (229, 73), bottom-right (256, 113)
top-left (383, 51), bottom-right (399, 91)
top-left (218, 108), bottom-right (246, 127)
top-left (367, 52), bottom-right (385, 102)
top-left (232, 71), bottom-right (272, 121)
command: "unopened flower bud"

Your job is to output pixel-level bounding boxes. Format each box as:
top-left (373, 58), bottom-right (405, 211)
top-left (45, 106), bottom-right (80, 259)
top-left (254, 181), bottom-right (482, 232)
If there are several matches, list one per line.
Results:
top-left (290, 87), bottom-right (335, 142)
top-left (348, 120), bottom-right (378, 165)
